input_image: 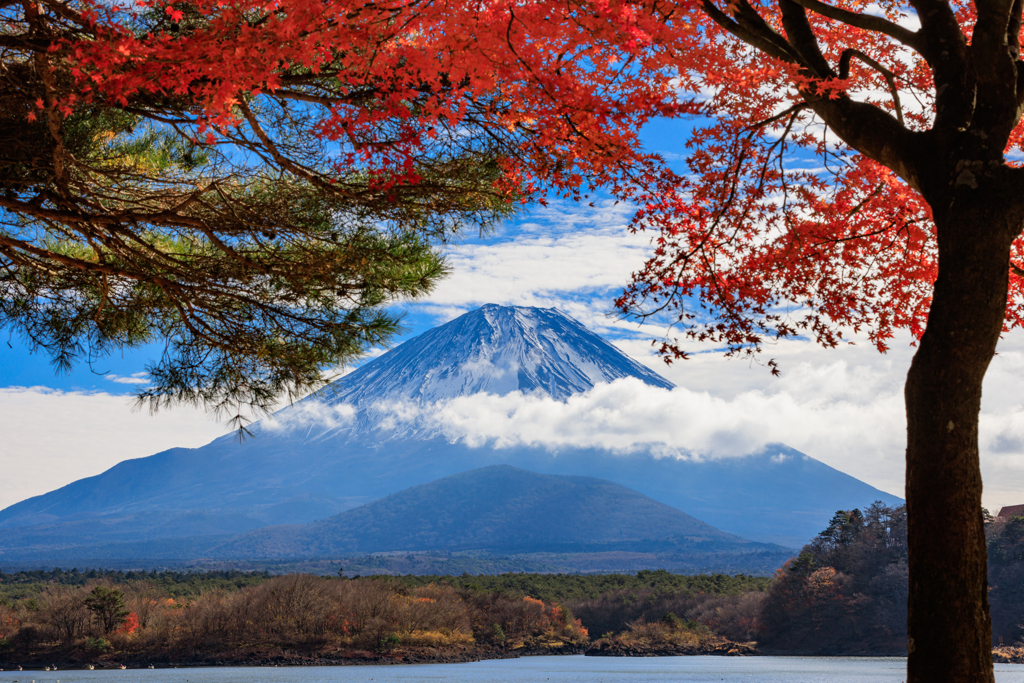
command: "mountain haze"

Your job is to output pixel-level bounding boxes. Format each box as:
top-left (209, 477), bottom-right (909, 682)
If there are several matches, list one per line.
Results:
top-left (211, 466), bottom-right (787, 557)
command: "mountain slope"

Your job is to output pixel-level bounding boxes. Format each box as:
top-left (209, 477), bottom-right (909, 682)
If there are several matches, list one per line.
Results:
top-left (0, 304), bottom-right (903, 557)
top-left (211, 465), bottom-right (787, 557)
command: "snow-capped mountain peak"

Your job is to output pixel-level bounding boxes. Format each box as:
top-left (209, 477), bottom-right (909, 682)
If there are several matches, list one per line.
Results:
top-left (314, 304), bottom-right (673, 406)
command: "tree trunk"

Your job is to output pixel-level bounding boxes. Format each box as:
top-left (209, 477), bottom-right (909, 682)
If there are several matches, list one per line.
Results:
top-left (904, 191), bottom-right (1018, 683)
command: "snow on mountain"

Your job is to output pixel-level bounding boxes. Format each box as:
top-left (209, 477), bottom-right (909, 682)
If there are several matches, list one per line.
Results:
top-left (318, 304), bottom-right (673, 404)
top-left (260, 304), bottom-right (675, 439)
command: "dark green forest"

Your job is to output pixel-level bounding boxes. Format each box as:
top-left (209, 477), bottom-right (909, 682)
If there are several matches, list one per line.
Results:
top-left (0, 569), bottom-right (270, 601)
top-left (988, 514), bottom-right (1024, 644)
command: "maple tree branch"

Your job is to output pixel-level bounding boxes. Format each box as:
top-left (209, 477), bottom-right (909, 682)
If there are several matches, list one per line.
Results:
top-left (779, 0), bottom-right (835, 78)
top-left (733, 0), bottom-right (805, 62)
top-left (786, 0), bottom-right (924, 52)
top-left (706, 0), bottom-right (918, 178)
top-left (1010, 0), bottom-right (1024, 59)
top-left (845, 182), bottom-right (886, 216)
top-left (747, 103), bottom-right (811, 131)
top-left (1012, 261), bottom-right (1024, 277)
top-left (701, 0), bottom-right (800, 63)
top-left (757, 109), bottom-right (802, 192)
top-left (907, 0), bottom-right (974, 131)
top-left (971, 0), bottom-right (1020, 139)
top-left (839, 49), bottom-right (905, 126)
top-left (810, 96), bottom-right (923, 189)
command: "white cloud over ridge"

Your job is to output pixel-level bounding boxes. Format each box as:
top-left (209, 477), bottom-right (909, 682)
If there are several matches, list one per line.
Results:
top-left (430, 378), bottom-right (904, 462)
top-left (265, 375), bottom-right (905, 493)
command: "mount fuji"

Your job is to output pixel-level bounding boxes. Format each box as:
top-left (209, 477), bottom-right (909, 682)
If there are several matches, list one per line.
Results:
top-left (0, 304), bottom-right (902, 565)
top-left (310, 303), bottom-right (675, 406)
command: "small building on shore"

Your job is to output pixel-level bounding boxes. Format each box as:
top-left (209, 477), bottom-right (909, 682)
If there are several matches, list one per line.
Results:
top-left (997, 504), bottom-right (1024, 520)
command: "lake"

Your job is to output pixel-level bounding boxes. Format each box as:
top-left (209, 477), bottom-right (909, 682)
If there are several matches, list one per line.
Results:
top-left (0, 656), bottom-right (1022, 683)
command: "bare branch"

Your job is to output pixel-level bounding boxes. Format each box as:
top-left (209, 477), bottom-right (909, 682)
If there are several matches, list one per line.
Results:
top-left (747, 102), bottom-right (811, 131)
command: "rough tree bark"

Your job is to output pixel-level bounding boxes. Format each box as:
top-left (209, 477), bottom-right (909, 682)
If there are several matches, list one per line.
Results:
top-left (904, 180), bottom-right (1024, 683)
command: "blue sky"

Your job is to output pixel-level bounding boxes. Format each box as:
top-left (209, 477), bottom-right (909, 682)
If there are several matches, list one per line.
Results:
top-left (0, 117), bottom-right (698, 395)
top-left (2, 117), bottom-right (1024, 515)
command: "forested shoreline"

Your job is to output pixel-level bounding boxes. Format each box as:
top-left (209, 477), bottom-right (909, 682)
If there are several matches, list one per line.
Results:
top-left (2, 503), bottom-right (1024, 668)
top-left (0, 571), bottom-right (756, 669)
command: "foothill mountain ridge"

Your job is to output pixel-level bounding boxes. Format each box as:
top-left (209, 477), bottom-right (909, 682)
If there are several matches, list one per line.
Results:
top-left (0, 304), bottom-right (902, 571)
top-left (211, 465), bottom-right (772, 556)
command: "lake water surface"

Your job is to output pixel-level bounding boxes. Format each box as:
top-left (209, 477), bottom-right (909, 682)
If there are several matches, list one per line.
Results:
top-left (1, 656), bottom-right (1022, 683)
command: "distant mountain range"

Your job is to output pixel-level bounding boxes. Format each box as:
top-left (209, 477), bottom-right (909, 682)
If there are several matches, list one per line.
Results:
top-left (0, 304), bottom-right (903, 569)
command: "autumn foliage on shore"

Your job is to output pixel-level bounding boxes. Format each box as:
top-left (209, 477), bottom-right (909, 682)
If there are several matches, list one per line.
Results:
top-left (754, 503), bottom-right (909, 654)
top-left (0, 575), bottom-right (588, 665)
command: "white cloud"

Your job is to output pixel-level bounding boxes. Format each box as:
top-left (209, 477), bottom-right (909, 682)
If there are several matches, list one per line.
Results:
top-left (275, 376), bottom-right (906, 496)
top-left (104, 372), bottom-right (150, 385)
top-left (0, 387), bottom-right (224, 510)
top-left (424, 199), bottom-right (650, 333)
top-left (612, 329), bottom-right (1024, 512)
top-left (262, 401), bottom-right (357, 434)
top-left (432, 378), bottom-right (902, 463)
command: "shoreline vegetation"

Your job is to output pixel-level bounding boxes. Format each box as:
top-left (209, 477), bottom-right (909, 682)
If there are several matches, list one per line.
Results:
top-left (0, 571), bottom-right (764, 671)
top-left (3, 502), bottom-right (1024, 669)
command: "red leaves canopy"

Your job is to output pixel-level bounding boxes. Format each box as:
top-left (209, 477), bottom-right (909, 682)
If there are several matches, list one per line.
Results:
top-left (55, 0), bottom-right (1024, 360)
top-left (65, 0), bottom-right (678, 198)
top-left (617, 0), bottom-right (1024, 359)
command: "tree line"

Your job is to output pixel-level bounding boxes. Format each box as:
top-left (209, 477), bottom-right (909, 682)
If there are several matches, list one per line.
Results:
top-left (0, 569), bottom-right (765, 663)
top-left (4, 506), bottom-right (1024, 663)
top-left (0, 569), bottom-right (271, 601)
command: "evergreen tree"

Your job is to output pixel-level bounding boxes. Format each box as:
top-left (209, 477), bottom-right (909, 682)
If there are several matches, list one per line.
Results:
top-left (83, 587), bottom-right (130, 635)
top-left (0, 4), bottom-right (515, 427)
